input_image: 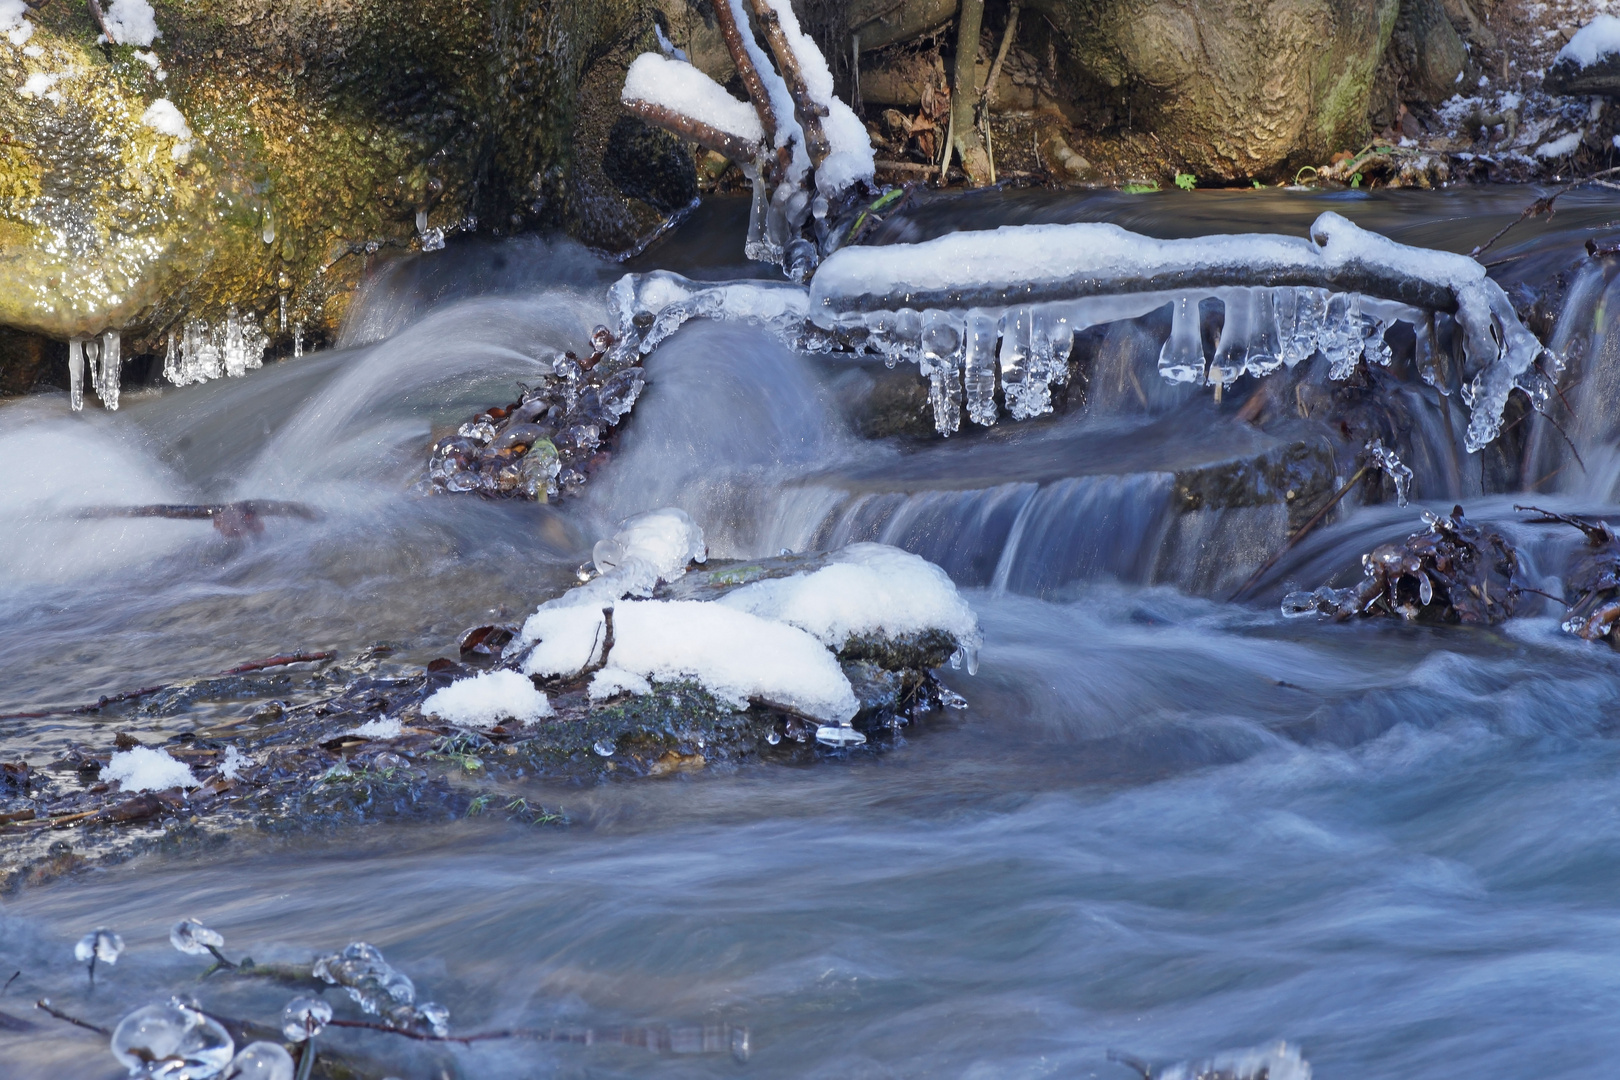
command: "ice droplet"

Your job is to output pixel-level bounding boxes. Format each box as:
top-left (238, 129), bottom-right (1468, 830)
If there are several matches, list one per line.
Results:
top-left (111, 999), bottom-right (234, 1079)
top-left (280, 996), bottom-right (332, 1042)
top-left (414, 1001), bottom-right (450, 1038)
top-left (170, 919), bottom-right (225, 956)
top-left (75, 928), bottom-right (123, 964)
top-left (223, 1041), bottom-right (295, 1080)
top-left (814, 724), bottom-right (867, 747)
top-left (593, 739), bottom-right (615, 757)
top-left (766, 730), bottom-right (781, 745)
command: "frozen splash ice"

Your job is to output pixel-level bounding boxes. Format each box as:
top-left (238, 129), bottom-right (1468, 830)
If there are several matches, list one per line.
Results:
top-left (279, 996), bottom-right (332, 1041)
top-left (170, 918), bottom-right (225, 957)
top-left (1367, 438), bottom-right (1414, 506)
top-left (111, 999), bottom-right (235, 1079)
top-left (223, 1042), bottom-right (295, 1080)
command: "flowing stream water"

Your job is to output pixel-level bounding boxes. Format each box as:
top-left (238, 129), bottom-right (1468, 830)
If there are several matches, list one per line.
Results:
top-left (6, 188), bottom-right (1620, 1078)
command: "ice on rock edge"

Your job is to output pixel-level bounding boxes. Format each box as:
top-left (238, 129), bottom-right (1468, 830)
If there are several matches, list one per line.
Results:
top-left (590, 667), bottom-right (653, 701)
top-left (106, 745), bottom-right (199, 792)
top-left (421, 669), bottom-right (552, 728)
top-left (164, 308), bottom-right (268, 387)
top-left (621, 53), bottom-right (763, 144)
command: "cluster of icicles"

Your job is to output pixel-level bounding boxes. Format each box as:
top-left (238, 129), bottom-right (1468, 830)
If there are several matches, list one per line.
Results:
top-left (605, 272), bottom-right (1432, 438)
top-left (68, 308), bottom-right (279, 412)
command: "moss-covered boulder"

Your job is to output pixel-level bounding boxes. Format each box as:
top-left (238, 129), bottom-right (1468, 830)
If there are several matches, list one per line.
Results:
top-left (1013, 0), bottom-right (1400, 180)
top-left (0, 0), bottom-right (673, 352)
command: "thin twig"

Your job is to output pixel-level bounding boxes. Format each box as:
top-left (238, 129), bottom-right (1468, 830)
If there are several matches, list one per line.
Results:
top-left (1230, 465), bottom-right (1371, 601)
top-left (36, 999), bottom-right (110, 1036)
top-left (981, 1), bottom-right (1018, 108)
top-left (84, 0), bottom-right (110, 39)
top-left (3, 971), bottom-right (18, 994)
top-left (1469, 167), bottom-right (1620, 260)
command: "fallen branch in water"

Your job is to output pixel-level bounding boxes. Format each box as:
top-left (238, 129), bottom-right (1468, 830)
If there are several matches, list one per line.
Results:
top-left (0, 651), bottom-right (333, 720)
top-left (1469, 166), bottom-right (1620, 260)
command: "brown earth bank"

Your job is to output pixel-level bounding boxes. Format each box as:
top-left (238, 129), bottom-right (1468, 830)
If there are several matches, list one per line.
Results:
top-left (0, 0), bottom-right (1611, 393)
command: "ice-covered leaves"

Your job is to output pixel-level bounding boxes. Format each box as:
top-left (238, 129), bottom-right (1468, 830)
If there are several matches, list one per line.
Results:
top-left (1283, 505), bottom-right (1521, 624)
top-left (419, 326), bottom-right (643, 501)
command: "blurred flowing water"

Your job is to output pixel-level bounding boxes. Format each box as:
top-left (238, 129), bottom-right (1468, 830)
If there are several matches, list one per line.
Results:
top-left (6, 189), bottom-right (1620, 1078)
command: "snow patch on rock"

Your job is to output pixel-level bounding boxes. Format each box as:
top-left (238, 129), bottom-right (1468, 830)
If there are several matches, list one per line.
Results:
top-left (106, 746), bottom-right (199, 792)
top-left (423, 669), bottom-right (553, 728)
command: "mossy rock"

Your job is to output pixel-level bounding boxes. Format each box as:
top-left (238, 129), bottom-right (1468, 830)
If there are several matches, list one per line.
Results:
top-left (0, 0), bottom-right (676, 348)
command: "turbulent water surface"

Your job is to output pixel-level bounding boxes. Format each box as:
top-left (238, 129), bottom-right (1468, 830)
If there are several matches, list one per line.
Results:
top-left (5, 188), bottom-right (1620, 1078)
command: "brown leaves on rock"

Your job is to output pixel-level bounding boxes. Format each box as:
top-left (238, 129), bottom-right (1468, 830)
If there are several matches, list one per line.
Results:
top-left (1284, 505), bottom-right (1521, 624)
top-left (1517, 505), bottom-right (1620, 646)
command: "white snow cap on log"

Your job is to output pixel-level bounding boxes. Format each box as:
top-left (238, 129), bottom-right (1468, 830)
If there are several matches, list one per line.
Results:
top-left (1557, 15), bottom-right (1620, 67)
top-left (622, 52), bottom-right (764, 145)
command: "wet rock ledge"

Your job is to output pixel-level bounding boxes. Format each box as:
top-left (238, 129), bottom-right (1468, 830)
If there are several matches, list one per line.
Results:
top-left (0, 510), bottom-right (979, 892)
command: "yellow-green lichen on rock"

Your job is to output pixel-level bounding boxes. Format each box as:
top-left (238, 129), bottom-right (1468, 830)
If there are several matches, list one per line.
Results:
top-left (0, 0), bottom-right (652, 351)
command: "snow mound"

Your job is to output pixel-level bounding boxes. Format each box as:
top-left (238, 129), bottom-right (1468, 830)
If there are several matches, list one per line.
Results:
top-left (515, 507), bottom-right (706, 660)
top-left (622, 53), bottom-right (763, 144)
top-left (610, 600), bottom-right (859, 722)
top-left (103, 0), bottom-right (159, 46)
top-left (718, 543), bottom-right (980, 657)
top-left (1, 0), bottom-right (32, 45)
top-left (1557, 15), bottom-right (1620, 68)
top-left (106, 746), bottom-right (199, 792)
top-left (589, 667), bottom-right (653, 701)
top-left (422, 670), bottom-right (553, 727)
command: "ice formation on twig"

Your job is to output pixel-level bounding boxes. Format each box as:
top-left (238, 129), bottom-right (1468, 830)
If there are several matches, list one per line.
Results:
top-left (604, 211), bottom-right (1555, 453)
top-left (618, 0), bottom-right (873, 279)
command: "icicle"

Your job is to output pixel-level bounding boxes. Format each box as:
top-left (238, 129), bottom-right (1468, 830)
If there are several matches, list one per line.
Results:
top-left (1246, 290), bottom-right (1283, 378)
top-left (294, 323), bottom-right (304, 358)
top-left (279, 293), bottom-right (287, 333)
top-left (1159, 295), bottom-right (1205, 383)
top-left (99, 331), bottom-right (121, 411)
top-left (963, 310), bottom-right (999, 426)
top-left (1321, 293), bottom-right (1356, 379)
top-left (744, 169), bottom-right (779, 266)
top-left (999, 307), bottom-right (1032, 418)
top-left (1020, 307), bottom-right (1068, 419)
top-left (1290, 287), bottom-right (1327, 366)
top-left (1357, 308), bottom-right (1392, 366)
top-left (1414, 312), bottom-right (1442, 392)
top-left (84, 337), bottom-right (102, 405)
top-left (1209, 290), bottom-right (1254, 386)
top-left (1366, 438), bottom-right (1413, 506)
top-left (223, 305), bottom-right (247, 377)
top-left (67, 336), bottom-right (85, 411)
top-left (920, 310), bottom-right (963, 436)
top-left (164, 330), bottom-right (179, 385)
top-left (261, 210), bottom-right (275, 244)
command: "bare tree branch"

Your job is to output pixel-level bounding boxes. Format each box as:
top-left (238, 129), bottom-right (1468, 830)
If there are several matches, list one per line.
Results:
top-left (1469, 166), bottom-right (1620, 260)
top-left (713, 0), bottom-right (781, 180)
top-left (743, 0), bottom-right (832, 169)
top-left (84, 0), bottom-right (110, 39)
top-left (622, 99), bottom-right (764, 166)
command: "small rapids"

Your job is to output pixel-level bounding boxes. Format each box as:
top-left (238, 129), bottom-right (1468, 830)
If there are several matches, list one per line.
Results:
top-left (6, 189), bottom-right (1620, 1078)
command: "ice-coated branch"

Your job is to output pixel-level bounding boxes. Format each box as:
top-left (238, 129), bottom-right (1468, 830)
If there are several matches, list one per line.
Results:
top-left (711, 0), bottom-right (781, 172)
top-left (743, 0), bottom-right (832, 168)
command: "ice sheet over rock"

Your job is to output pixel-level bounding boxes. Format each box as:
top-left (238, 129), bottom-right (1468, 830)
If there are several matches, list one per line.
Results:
top-left (621, 53), bottom-right (764, 145)
top-left (421, 669), bottom-right (553, 728)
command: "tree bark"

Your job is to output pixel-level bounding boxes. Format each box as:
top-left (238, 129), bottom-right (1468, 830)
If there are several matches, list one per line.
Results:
top-left (949, 0), bottom-right (991, 184)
